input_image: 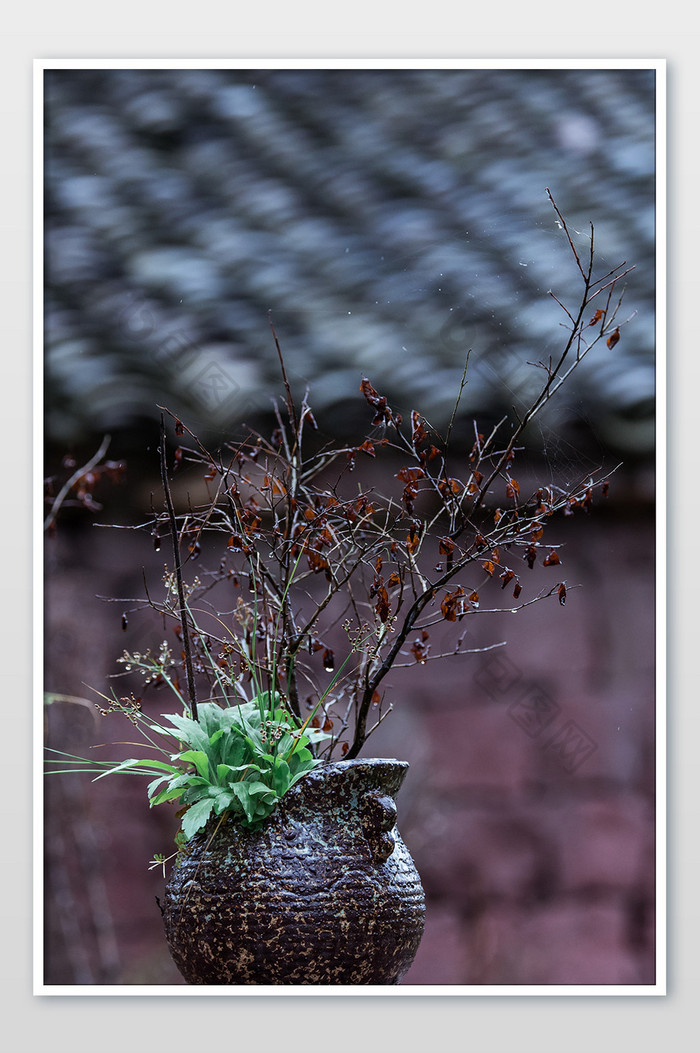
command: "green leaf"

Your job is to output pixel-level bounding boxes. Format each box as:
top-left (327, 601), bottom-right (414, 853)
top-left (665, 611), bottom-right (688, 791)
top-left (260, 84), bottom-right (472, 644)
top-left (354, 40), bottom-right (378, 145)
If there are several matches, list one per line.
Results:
top-left (147, 773), bottom-right (173, 797)
top-left (245, 782), bottom-right (277, 798)
top-left (230, 781), bottom-right (275, 824)
top-left (212, 792), bottom-right (236, 815)
top-left (201, 701), bottom-right (260, 734)
top-left (289, 766), bottom-right (316, 788)
top-left (305, 726), bottom-right (332, 744)
top-left (178, 749), bottom-right (211, 780)
top-left (288, 747), bottom-right (316, 777)
top-left (271, 758), bottom-right (292, 796)
top-left (195, 704), bottom-right (225, 738)
top-left (149, 784), bottom-right (189, 807)
top-left (148, 771), bottom-right (197, 805)
top-left (181, 780), bottom-right (213, 804)
top-left (216, 762), bottom-right (252, 784)
top-left (181, 798), bottom-right (216, 840)
top-left (220, 734), bottom-right (247, 768)
top-left (230, 782), bottom-right (253, 822)
top-left (92, 757), bottom-right (179, 782)
top-left (249, 744), bottom-right (276, 765)
top-left (161, 712), bottom-right (210, 752)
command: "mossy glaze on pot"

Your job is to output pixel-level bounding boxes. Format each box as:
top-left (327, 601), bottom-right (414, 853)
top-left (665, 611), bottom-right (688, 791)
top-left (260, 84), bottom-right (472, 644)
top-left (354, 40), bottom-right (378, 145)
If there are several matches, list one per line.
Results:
top-left (162, 759), bottom-right (425, 985)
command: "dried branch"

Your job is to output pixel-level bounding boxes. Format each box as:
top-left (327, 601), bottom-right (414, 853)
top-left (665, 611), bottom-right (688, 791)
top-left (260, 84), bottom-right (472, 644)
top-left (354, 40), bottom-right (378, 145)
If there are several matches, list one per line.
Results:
top-left (106, 194), bottom-right (629, 762)
top-left (44, 435), bottom-right (112, 532)
top-left (159, 414), bottom-right (198, 720)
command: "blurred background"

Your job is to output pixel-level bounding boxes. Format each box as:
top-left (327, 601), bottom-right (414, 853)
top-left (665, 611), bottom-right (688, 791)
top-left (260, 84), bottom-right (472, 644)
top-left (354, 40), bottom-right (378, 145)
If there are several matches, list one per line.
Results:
top-left (43, 65), bottom-right (657, 986)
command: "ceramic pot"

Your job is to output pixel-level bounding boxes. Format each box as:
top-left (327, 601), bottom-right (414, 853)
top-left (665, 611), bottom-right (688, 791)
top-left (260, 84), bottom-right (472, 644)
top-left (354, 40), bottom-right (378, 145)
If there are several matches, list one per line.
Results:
top-left (161, 758), bottom-right (425, 985)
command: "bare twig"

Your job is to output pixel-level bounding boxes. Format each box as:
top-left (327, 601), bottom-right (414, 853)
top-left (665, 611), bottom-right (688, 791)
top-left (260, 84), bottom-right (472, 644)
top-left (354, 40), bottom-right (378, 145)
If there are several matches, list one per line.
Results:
top-left (103, 196), bottom-right (628, 762)
top-left (44, 435), bottom-right (112, 532)
top-left (269, 312), bottom-right (299, 435)
top-left (159, 414), bottom-right (198, 720)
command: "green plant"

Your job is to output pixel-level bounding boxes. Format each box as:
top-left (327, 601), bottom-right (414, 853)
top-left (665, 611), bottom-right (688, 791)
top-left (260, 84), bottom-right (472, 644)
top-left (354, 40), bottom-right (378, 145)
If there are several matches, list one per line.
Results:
top-left (47, 693), bottom-right (328, 838)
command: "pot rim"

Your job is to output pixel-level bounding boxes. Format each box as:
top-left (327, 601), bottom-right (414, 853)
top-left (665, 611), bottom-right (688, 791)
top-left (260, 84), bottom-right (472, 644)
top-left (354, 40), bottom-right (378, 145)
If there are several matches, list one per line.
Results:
top-left (278, 756), bottom-right (410, 812)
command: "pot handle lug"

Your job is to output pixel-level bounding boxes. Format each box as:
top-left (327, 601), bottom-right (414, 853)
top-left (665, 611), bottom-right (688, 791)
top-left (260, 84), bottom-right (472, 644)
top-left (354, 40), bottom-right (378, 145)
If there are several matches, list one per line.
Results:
top-left (360, 790), bottom-right (397, 863)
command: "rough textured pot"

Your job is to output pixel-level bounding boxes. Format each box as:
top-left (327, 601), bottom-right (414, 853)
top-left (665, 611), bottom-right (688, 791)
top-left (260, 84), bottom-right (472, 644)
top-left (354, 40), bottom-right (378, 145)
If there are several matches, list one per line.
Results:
top-left (161, 758), bottom-right (425, 985)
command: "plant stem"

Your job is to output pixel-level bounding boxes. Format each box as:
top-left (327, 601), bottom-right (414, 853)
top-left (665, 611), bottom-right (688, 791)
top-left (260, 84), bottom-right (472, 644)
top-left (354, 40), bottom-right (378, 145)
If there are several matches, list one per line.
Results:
top-left (159, 415), bottom-right (199, 721)
top-left (269, 312), bottom-right (298, 435)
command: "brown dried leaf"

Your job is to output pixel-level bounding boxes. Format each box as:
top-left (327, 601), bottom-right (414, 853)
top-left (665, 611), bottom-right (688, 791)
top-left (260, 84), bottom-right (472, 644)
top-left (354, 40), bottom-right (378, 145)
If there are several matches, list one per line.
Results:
top-left (438, 477), bottom-right (462, 496)
top-left (406, 525), bottom-right (422, 555)
top-left (524, 544), bottom-right (538, 569)
top-left (411, 410), bottom-right (428, 449)
top-left (375, 586), bottom-right (391, 623)
top-left (410, 635), bottom-right (430, 664)
top-left (322, 648), bottom-right (335, 671)
top-left (469, 435), bottom-right (484, 462)
top-left (440, 586), bottom-right (465, 622)
top-left (396, 466), bottom-right (425, 484)
top-left (307, 549), bottom-right (331, 577)
top-left (360, 377), bottom-right (394, 425)
top-left (402, 483), bottom-right (419, 512)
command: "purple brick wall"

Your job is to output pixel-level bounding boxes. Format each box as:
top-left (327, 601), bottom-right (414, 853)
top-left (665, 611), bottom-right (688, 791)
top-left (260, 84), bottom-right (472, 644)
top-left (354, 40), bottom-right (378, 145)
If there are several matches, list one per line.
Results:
top-left (43, 493), bottom-right (656, 987)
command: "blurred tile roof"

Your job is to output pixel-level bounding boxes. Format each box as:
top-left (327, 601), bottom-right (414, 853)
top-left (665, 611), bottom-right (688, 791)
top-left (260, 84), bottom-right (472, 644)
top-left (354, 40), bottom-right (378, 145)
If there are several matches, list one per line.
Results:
top-left (44, 67), bottom-right (657, 460)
